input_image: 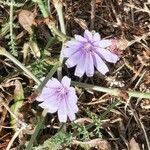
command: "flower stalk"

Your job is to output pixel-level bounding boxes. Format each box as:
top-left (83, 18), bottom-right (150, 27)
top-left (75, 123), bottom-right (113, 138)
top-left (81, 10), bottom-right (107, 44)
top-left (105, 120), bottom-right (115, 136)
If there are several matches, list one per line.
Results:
top-left (72, 81), bottom-right (150, 99)
top-left (33, 0), bottom-right (68, 42)
top-left (53, 0), bottom-right (66, 34)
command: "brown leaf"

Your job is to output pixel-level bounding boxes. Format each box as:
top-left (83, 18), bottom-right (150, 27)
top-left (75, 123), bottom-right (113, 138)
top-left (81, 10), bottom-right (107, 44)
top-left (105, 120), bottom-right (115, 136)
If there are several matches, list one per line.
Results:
top-left (129, 138), bottom-right (141, 150)
top-left (29, 41), bottom-right (41, 58)
top-left (74, 17), bottom-right (88, 30)
top-left (14, 80), bottom-right (24, 101)
top-left (18, 10), bottom-right (36, 34)
top-left (73, 138), bottom-right (111, 150)
top-left (74, 118), bottom-right (93, 125)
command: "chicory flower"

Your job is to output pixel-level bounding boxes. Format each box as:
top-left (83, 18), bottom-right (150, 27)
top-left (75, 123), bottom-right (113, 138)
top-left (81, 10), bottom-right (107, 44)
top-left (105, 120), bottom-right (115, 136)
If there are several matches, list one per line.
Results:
top-left (62, 30), bottom-right (119, 77)
top-left (36, 76), bottom-right (78, 122)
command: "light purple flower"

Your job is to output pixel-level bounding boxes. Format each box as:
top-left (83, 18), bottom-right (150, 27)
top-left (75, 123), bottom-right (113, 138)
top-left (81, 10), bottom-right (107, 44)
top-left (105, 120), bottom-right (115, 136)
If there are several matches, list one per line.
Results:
top-left (36, 76), bottom-right (78, 122)
top-left (62, 30), bottom-right (119, 77)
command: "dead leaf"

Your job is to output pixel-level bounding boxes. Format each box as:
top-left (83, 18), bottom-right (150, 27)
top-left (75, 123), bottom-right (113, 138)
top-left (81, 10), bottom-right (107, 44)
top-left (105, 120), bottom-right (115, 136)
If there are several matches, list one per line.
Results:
top-left (129, 138), bottom-right (141, 150)
top-left (73, 138), bottom-right (111, 150)
top-left (29, 41), bottom-right (41, 58)
top-left (74, 17), bottom-right (88, 30)
top-left (23, 41), bottom-right (41, 60)
top-left (10, 80), bottom-right (24, 131)
top-left (23, 42), bottom-right (30, 62)
top-left (74, 118), bottom-right (93, 125)
top-left (18, 10), bottom-right (36, 34)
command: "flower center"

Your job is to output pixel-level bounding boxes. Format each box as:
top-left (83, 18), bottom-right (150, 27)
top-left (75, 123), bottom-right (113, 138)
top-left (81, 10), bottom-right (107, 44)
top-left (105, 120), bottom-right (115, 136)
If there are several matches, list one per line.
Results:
top-left (83, 42), bottom-right (93, 53)
top-left (57, 86), bottom-right (68, 99)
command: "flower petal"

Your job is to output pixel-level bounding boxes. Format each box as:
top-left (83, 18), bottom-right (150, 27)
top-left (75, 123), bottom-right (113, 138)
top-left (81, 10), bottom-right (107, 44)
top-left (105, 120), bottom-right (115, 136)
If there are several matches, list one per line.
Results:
top-left (67, 108), bottom-right (76, 121)
top-left (84, 30), bottom-right (93, 41)
top-left (61, 76), bottom-right (71, 88)
top-left (69, 87), bottom-right (78, 103)
top-left (58, 99), bottom-right (67, 122)
top-left (74, 53), bottom-right (86, 77)
top-left (93, 32), bottom-right (101, 41)
top-left (65, 40), bottom-right (81, 47)
top-left (85, 53), bottom-right (94, 77)
top-left (99, 39), bottom-right (112, 48)
top-left (39, 97), bottom-right (60, 113)
top-left (36, 88), bottom-right (56, 102)
top-left (67, 97), bottom-right (78, 121)
top-left (67, 99), bottom-right (78, 113)
top-left (93, 52), bottom-right (109, 75)
top-left (75, 35), bottom-right (87, 42)
top-left (94, 39), bottom-right (112, 48)
top-left (95, 48), bottom-right (119, 63)
top-left (62, 47), bottom-right (79, 58)
top-left (67, 90), bottom-right (78, 118)
top-left (46, 78), bottom-right (61, 89)
top-left (65, 50), bottom-right (81, 68)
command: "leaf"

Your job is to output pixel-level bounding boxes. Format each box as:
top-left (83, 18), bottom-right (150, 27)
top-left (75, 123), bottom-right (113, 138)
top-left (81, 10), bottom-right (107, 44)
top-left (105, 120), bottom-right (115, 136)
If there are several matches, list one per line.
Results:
top-left (23, 41), bottom-right (41, 60)
top-left (18, 10), bottom-right (36, 34)
top-left (74, 17), bottom-right (88, 30)
top-left (25, 115), bottom-right (45, 150)
top-left (10, 80), bottom-right (24, 131)
top-left (29, 41), bottom-right (41, 58)
top-left (23, 42), bottom-right (30, 62)
top-left (73, 138), bottom-right (111, 150)
top-left (32, 131), bottom-right (70, 150)
top-left (13, 80), bottom-right (24, 101)
top-left (129, 138), bottom-right (141, 150)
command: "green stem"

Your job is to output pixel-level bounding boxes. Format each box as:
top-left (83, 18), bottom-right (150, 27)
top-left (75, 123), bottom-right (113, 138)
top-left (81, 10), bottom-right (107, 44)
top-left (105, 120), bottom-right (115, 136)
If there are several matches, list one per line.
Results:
top-left (72, 81), bottom-right (150, 99)
top-left (37, 62), bottom-right (61, 92)
top-left (53, 0), bottom-right (66, 34)
top-left (10, 0), bottom-right (17, 56)
top-left (52, 0), bottom-right (66, 80)
top-left (33, 0), bottom-right (68, 42)
top-left (25, 109), bottom-right (47, 150)
top-left (47, 22), bottom-right (68, 42)
top-left (34, 0), bottom-right (49, 18)
top-left (0, 47), bottom-right (40, 85)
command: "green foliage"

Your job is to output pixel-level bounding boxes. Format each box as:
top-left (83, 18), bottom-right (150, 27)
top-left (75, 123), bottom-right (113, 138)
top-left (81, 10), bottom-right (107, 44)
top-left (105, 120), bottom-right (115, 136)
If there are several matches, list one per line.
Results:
top-left (9, 32), bottom-right (18, 56)
top-left (25, 115), bottom-right (45, 150)
top-left (72, 123), bottom-right (94, 141)
top-left (86, 111), bottom-right (103, 138)
top-left (0, 22), bottom-right (10, 38)
top-left (33, 131), bottom-right (73, 150)
top-left (72, 112), bottom-right (102, 142)
top-left (10, 80), bottom-right (24, 131)
top-left (9, 0), bottom-right (18, 56)
top-left (30, 59), bottom-right (48, 78)
top-left (71, 104), bottom-right (121, 142)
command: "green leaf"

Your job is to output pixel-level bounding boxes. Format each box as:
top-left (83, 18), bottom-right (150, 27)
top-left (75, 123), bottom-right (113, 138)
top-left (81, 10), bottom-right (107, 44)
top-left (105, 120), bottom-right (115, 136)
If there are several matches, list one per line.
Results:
top-left (10, 80), bottom-right (24, 131)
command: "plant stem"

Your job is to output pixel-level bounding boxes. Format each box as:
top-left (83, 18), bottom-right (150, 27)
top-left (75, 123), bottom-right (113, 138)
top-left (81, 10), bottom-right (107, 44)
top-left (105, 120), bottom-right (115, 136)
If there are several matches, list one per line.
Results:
top-left (72, 81), bottom-right (150, 99)
top-left (10, 0), bottom-right (17, 56)
top-left (53, 0), bottom-right (66, 34)
top-left (52, 0), bottom-right (66, 80)
top-left (0, 47), bottom-right (40, 85)
top-left (34, 0), bottom-right (49, 18)
top-left (25, 109), bottom-right (47, 150)
top-left (33, 0), bottom-right (68, 42)
top-left (37, 62), bottom-right (61, 92)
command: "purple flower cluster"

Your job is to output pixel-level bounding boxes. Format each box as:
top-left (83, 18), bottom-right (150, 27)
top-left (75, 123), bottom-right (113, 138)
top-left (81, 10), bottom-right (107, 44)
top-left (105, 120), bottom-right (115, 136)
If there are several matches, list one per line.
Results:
top-left (62, 30), bottom-right (119, 77)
